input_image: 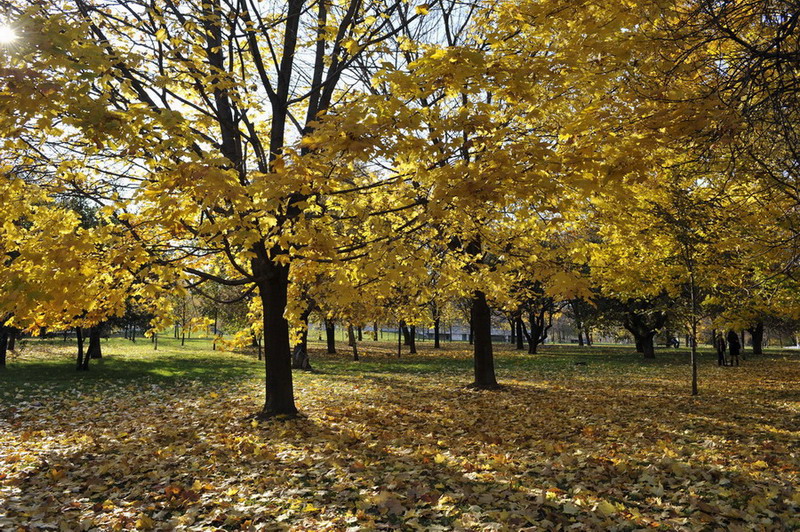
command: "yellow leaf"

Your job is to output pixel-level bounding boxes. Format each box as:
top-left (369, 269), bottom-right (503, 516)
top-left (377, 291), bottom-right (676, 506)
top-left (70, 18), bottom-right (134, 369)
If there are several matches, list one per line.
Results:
top-left (596, 500), bottom-right (617, 517)
top-left (415, 4), bottom-right (430, 15)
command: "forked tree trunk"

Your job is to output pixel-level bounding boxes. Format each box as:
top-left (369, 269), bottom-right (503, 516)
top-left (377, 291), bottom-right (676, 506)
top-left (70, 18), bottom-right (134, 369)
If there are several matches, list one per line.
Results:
top-left (257, 265), bottom-right (298, 418)
top-left (87, 326), bottom-right (102, 359)
top-left (470, 290), bottom-right (499, 389)
top-left (76, 327), bottom-right (88, 371)
top-left (325, 320), bottom-right (336, 354)
top-left (515, 318), bottom-right (524, 350)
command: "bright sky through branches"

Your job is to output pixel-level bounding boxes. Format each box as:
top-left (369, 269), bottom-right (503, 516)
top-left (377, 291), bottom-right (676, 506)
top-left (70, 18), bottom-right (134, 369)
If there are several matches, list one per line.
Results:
top-left (0, 25), bottom-right (17, 44)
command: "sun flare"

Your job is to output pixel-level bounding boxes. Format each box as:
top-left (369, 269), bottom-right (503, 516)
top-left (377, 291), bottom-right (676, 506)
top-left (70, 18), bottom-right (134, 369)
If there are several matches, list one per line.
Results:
top-left (0, 25), bottom-right (17, 44)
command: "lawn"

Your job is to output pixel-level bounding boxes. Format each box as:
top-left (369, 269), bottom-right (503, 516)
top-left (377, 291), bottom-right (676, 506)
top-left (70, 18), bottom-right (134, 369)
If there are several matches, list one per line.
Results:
top-left (1, 338), bottom-right (798, 530)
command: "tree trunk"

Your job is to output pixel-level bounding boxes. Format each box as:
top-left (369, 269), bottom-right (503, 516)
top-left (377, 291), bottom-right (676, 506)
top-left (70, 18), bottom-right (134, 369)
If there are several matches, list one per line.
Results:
top-left (76, 327), bottom-right (88, 371)
top-left (577, 330), bottom-right (584, 346)
top-left (87, 326), bottom-right (102, 359)
top-left (348, 324), bottom-right (359, 361)
top-left (409, 325), bottom-right (417, 354)
top-left (401, 322), bottom-right (411, 345)
top-left (508, 315), bottom-right (516, 345)
top-left (257, 265), bottom-right (298, 418)
top-left (0, 328), bottom-right (8, 369)
top-left (469, 290), bottom-right (499, 389)
top-left (292, 310), bottom-right (312, 370)
top-left (7, 330), bottom-right (15, 352)
top-left (641, 333), bottom-right (656, 359)
top-left (749, 320), bottom-right (764, 355)
top-left (373, 322), bottom-right (378, 341)
top-left (468, 318), bottom-right (474, 345)
top-left (325, 319), bottom-right (336, 354)
top-left (634, 336), bottom-right (643, 353)
top-left (397, 322), bottom-right (402, 357)
top-left (357, 326), bottom-right (362, 342)
top-left (515, 318), bottom-right (524, 350)
top-left (433, 318), bottom-right (441, 349)
top-left (154, 333), bottom-right (158, 351)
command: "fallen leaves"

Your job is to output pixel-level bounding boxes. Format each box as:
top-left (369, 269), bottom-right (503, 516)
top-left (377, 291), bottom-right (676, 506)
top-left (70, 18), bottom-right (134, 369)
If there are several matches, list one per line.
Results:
top-left (1, 344), bottom-right (799, 530)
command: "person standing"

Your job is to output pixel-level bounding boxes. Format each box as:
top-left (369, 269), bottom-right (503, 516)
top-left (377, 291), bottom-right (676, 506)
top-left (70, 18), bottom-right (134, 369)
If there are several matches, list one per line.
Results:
top-left (727, 330), bottom-right (741, 367)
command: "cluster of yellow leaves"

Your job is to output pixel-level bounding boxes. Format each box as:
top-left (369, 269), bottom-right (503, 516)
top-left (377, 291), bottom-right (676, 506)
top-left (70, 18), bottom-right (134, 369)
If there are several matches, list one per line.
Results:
top-left (1, 343), bottom-right (798, 530)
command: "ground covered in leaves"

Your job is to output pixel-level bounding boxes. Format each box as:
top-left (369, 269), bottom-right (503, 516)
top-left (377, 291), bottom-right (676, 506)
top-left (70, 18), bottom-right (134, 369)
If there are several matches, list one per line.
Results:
top-left (1, 338), bottom-right (799, 530)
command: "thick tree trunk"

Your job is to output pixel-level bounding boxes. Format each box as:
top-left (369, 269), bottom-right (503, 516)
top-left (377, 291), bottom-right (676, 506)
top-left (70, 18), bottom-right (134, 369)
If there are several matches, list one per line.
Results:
top-left (577, 330), bottom-right (584, 347)
top-left (749, 320), bottom-right (764, 355)
top-left (357, 326), bottom-right (362, 342)
top-left (7, 330), bottom-right (15, 352)
top-left (325, 319), bottom-right (336, 354)
top-left (409, 325), bottom-right (417, 354)
top-left (401, 322), bottom-right (411, 346)
top-left (348, 324), bottom-right (359, 361)
top-left (257, 265), bottom-right (298, 418)
top-left (470, 290), bottom-right (499, 389)
top-left (584, 327), bottom-right (592, 347)
top-left (641, 333), bottom-right (656, 359)
top-left (468, 319), bottom-right (474, 345)
top-left (76, 327), bottom-right (88, 371)
top-left (87, 326), bottom-right (102, 359)
top-left (634, 336), bottom-right (643, 353)
top-left (433, 318), bottom-right (441, 349)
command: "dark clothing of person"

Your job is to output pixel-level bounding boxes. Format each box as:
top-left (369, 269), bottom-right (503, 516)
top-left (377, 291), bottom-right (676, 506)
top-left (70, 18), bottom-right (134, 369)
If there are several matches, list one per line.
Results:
top-left (727, 330), bottom-right (741, 367)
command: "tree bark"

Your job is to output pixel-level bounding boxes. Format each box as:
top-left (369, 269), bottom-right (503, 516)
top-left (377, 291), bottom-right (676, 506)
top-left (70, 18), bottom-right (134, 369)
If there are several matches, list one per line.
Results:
top-left (7, 330), bottom-right (15, 352)
top-left (469, 290), bottom-right (499, 389)
top-left (87, 325), bottom-right (102, 359)
top-left (433, 317), bottom-right (441, 349)
top-left (515, 318), bottom-right (525, 350)
top-left (373, 322), bottom-right (378, 341)
top-left (76, 327), bottom-right (88, 371)
top-left (257, 265), bottom-right (298, 418)
top-left (749, 320), bottom-right (764, 355)
top-left (348, 324), bottom-right (359, 361)
top-left (397, 322), bottom-right (402, 357)
top-left (641, 333), bottom-right (656, 359)
top-left (0, 328), bottom-right (8, 369)
top-left (357, 326), bottom-right (362, 342)
top-left (325, 319), bottom-right (336, 354)
top-left (292, 309), bottom-right (312, 370)
top-left (409, 325), bottom-right (417, 354)
top-left (401, 322), bottom-right (411, 345)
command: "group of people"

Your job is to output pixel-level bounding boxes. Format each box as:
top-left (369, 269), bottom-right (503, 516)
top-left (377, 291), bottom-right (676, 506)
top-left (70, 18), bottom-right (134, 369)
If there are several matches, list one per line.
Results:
top-left (715, 330), bottom-right (741, 367)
